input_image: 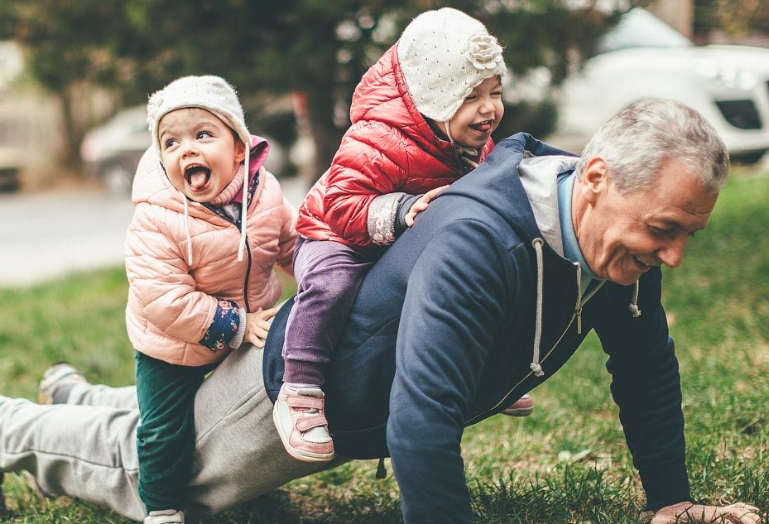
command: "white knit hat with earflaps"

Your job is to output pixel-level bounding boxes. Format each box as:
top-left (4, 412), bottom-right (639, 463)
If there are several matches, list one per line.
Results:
top-left (397, 8), bottom-right (507, 124)
top-left (146, 75), bottom-right (252, 263)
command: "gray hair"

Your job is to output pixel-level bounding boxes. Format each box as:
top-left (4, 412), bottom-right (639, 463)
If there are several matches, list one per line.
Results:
top-left (575, 99), bottom-right (730, 194)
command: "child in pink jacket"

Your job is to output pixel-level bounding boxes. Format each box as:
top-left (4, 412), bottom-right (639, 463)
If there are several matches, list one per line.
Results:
top-left (125, 75), bottom-right (297, 524)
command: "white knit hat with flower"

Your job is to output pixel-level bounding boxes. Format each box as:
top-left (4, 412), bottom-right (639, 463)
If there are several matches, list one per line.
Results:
top-left (146, 75), bottom-right (253, 262)
top-left (397, 7), bottom-right (506, 123)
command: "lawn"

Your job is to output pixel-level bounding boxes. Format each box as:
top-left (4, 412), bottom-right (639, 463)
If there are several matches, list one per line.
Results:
top-left (0, 170), bottom-right (767, 523)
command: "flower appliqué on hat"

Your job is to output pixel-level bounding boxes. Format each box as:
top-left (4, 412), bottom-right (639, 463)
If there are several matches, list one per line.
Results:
top-left (464, 34), bottom-right (503, 71)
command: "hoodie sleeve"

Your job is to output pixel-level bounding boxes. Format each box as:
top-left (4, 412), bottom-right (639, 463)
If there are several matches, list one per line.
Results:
top-left (387, 218), bottom-right (514, 524)
top-left (594, 269), bottom-right (691, 510)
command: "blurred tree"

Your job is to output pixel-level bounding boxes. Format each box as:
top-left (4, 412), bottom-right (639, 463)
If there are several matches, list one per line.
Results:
top-left (0, 0), bottom-right (636, 179)
top-left (694, 0), bottom-right (769, 41)
top-left (0, 0), bottom-right (139, 167)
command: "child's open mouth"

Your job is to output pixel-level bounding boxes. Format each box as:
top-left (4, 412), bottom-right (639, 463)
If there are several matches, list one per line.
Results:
top-left (470, 120), bottom-right (494, 133)
top-left (184, 165), bottom-right (211, 191)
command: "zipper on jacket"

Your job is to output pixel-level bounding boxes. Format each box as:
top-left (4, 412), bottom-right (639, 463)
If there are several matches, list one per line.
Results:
top-left (576, 308), bottom-right (582, 334)
top-left (468, 263), bottom-right (603, 425)
top-left (467, 312), bottom-right (577, 425)
top-left (576, 281), bottom-right (605, 337)
top-left (242, 232), bottom-right (252, 312)
top-left (574, 263), bottom-right (583, 335)
top-left (573, 264), bottom-right (606, 335)
top-left (206, 201), bottom-right (254, 313)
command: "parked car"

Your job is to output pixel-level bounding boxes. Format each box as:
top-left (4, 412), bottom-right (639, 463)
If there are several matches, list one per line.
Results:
top-left (80, 106), bottom-right (152, 195)
top-left (546, 8), bottom-right (769, 163)
top-left (81, 106), bottom-right (288, 195)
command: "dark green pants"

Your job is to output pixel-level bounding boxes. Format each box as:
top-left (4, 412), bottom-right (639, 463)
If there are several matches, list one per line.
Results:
top-left (135, 352), bottom-right (214, 512)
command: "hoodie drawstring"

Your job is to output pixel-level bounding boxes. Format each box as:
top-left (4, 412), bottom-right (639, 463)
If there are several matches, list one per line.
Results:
top-left (530, 238), bottom-right (545, 377)
top-left (237, 146), bottom-right (250, 261)
top-left (180, 143), bottom-right (249, 266)
top-left (183, 197), bottom-right (193, 265)
top-left (628, 280), bottom-right (642, 317)
top-left (528, 241), bottom-right (641, 382)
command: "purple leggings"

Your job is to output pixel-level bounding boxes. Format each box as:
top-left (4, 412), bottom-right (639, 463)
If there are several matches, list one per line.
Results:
top-left (282, 237), bottom-right (376, 385)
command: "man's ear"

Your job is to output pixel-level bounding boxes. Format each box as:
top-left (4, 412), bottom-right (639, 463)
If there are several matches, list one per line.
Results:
top-left (581, 156), bottom-right (609, 204)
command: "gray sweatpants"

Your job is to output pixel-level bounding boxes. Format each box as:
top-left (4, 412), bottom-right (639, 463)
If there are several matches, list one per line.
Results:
top-left (0, 345), bottom-right (334, 521)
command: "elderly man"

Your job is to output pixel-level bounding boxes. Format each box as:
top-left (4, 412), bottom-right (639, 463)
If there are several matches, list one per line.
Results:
top-left (0, 99), bottom-right (761, 524)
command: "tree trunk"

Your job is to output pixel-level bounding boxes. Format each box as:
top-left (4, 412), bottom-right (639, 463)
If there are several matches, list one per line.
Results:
top-left (303, 82), bottom-right (346, 186)
top-left (56, 87), bottom-right (87, 171)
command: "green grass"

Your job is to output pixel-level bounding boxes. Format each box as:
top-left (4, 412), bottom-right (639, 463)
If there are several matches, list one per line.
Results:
top-left (1, 171), bottom-right (768, 523)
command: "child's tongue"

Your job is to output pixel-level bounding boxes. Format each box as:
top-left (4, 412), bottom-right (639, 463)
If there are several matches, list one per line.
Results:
top-left (189, 171), bottom-right (208, 190)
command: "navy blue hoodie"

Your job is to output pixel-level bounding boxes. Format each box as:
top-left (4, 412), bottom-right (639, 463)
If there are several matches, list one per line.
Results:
top-left (264, 133), bottom-right (689, 523)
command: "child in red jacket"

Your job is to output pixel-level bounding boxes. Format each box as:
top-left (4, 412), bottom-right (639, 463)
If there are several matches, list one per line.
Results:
top-left (274, 8), bottom-right (530, 463)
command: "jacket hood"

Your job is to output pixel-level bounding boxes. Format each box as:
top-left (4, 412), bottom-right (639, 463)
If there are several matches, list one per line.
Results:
top-left (440, 133), bottom-right (575, 244)
top-left (349, 44), bottom-right (454, 155)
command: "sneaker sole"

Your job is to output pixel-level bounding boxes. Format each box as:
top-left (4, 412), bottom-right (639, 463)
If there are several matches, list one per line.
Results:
top-left (501, 406), bottom-right (534, 416)
top-left (501, 395), bottom-right (534, 417)
top-left (272, 403), bottom-right (335, 463)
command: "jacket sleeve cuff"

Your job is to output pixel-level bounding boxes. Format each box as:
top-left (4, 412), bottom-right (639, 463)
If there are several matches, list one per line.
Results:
top-left (199, 299), bottom-right (241, 351)
top-left (228, 308), bottom-right (248, 348)
top-left (367, 192), bottom-right (407, 245)
top-left (640, 463), bottom-right (692, 511)
top-left (395, 194), bottom-right (422, 237)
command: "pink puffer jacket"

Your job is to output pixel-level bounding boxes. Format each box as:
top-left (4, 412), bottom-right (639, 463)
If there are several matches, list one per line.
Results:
top-left (125, 140), bottom-right (297, 366)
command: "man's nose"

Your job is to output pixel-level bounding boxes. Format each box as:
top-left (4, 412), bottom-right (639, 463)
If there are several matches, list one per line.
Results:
top-left (658, 237), bottom-right (687, 269)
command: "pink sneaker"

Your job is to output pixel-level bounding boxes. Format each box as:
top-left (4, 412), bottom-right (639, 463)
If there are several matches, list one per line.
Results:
top-left (501, 394), bottom-right (534, 417)
top-left (273, 384), bottom-right (335, 462)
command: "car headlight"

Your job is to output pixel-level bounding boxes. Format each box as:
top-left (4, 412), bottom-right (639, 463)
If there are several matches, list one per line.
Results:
top-left (695, 60), bottom-right (760, 91)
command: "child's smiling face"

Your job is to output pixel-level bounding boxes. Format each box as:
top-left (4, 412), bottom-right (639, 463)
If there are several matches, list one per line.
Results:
top-left (448, 75), bottom-right (504, 149)
top-left (157, 108), bottom-right (245, 203)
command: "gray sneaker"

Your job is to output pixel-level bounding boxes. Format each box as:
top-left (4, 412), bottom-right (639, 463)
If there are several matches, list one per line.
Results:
top-left (38, 362), bottom-right (88, 405)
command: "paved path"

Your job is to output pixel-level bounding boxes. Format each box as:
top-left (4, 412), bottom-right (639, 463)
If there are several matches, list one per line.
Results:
top-left (0, 177), bottom-right (308, 287)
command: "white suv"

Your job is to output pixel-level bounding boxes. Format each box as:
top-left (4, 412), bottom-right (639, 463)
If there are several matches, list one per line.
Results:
top-left (547, 8), bottom-right (769, 163)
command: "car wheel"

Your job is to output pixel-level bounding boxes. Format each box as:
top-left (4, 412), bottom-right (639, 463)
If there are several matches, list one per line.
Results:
top-left (102, 162), bottom-right (134, 196)
top-left (0, 167), bottom-right (20, 193)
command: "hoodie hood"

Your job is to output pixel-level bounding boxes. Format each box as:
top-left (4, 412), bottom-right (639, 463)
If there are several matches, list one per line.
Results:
top-left (439, 133), bottom-right (575, 245)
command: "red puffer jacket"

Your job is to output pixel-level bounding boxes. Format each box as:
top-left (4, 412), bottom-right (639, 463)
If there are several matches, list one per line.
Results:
top-left (296, 43), bottom-right (494, 248)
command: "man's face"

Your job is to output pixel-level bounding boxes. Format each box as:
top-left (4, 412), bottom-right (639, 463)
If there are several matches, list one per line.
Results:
top-left (573, 157), bottom-right (719, 285)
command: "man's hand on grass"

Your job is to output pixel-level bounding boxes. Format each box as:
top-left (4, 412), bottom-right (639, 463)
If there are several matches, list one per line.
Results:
top-left (652, 501), bottom-right (763, 524)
